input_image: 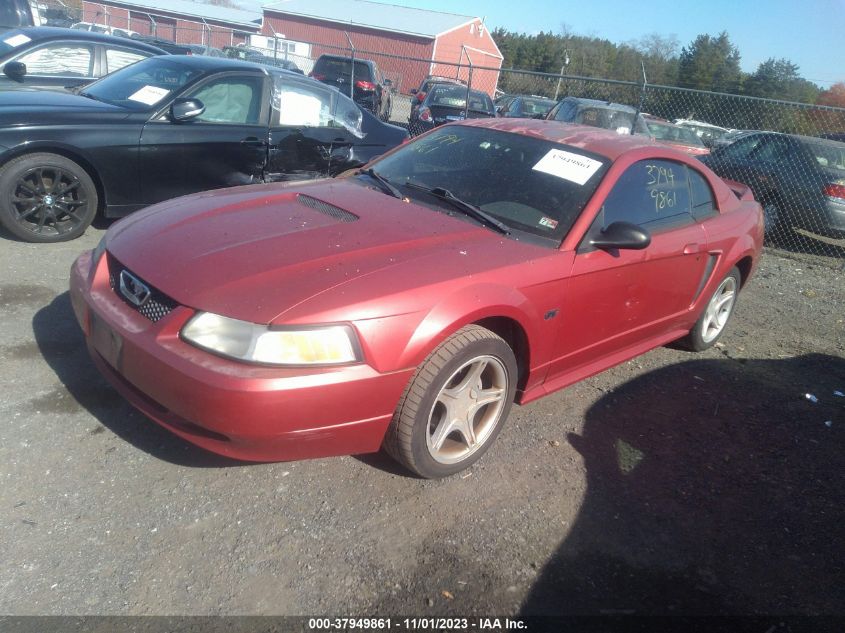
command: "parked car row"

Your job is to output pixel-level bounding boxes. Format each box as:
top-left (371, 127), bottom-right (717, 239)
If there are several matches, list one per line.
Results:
top-left (0, 54), bottom-right (409, 242)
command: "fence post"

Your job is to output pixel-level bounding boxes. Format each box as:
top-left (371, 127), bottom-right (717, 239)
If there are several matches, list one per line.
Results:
top-left (463, 47), bottom-right (474, 120)
top-left (553, 51), bottom-right (570, 100)
top-left (633, 60), bottom-right (648, 135)
top-left (345, 31), bottom-right (355, 100)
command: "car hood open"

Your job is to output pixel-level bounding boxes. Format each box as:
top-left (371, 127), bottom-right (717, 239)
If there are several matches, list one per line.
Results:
top-left (105, 179), bottom-right (538, 324)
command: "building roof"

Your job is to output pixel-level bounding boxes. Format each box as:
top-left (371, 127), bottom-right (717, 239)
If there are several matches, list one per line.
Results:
top-left (262, 0), bottom-right (479, 39)
top-left (97, 0), bottom-right (262, 29)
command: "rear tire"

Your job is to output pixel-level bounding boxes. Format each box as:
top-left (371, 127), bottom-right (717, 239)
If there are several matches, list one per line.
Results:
top-left (0, 153), bottom-right (98, 243)
top-left (384, 325), bottom-right (517, 478)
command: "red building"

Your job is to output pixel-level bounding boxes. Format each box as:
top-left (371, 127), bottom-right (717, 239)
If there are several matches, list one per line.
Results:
top-left (261, 0), bottom-right (503, 95)
top-left (81, 0), bottom-right (261, 48)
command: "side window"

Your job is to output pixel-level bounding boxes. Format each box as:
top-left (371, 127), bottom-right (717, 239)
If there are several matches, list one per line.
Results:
top-left (688, 167), bottom-right (718, 220)
top-left (17, 44), bottom-right (94, 77)
top-left (185, 75), bottom-right (264, 125)
top-left (105, 48), bottom-right (149, 74)
top-left (719, 134), bottom-right (764, 160)
top-left (749, 136), bottom-right (790, 164)
top-left (599, 159), bottom-right (692, 229)
top-left (271, 77), bottom-right (363, 137)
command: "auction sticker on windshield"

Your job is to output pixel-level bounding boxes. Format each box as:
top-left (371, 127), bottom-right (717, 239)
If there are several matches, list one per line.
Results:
top-left (532, 149), bottom-right (603, 185)
top-left (128, 85), bottom-right (170, 106)
top-left (3, 34), bottom-right (31, 47)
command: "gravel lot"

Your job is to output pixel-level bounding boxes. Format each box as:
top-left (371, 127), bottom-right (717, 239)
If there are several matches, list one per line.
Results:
top-left (1, 222), bottom-right (843, 617)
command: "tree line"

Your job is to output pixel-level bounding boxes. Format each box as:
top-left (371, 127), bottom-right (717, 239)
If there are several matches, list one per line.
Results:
top-left (491, 28), bottom-right (845, 109)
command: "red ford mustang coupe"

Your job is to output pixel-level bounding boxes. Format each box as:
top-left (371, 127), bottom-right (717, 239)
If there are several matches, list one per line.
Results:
top-left (70, 119), bottom-right (763, 478)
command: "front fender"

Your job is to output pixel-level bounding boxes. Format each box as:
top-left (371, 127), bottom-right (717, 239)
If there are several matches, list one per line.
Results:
top-left (394, 282), bottom-right (546, 372)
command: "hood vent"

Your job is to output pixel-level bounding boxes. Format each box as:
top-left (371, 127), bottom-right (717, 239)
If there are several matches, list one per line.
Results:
top-left (297, 194), bottom-right (358, 223)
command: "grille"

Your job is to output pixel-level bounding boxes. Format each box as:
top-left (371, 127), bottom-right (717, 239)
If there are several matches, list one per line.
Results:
top-left (297, 194), bottom-right (358, 223)
top-left (107, 254), bottom-right (178, 323)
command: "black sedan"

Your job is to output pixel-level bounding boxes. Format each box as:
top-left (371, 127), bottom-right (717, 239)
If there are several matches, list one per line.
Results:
top-left (702, 131), bottom-right (845, 238)
top-left (0, 27), bottom-right (166, 91)
top-left (0, 55), bottom-right (409, 242)
top-left (408, 83), bottom-right (495, 136)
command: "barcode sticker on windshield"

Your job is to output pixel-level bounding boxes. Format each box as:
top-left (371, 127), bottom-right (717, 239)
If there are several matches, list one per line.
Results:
top-left (128, 85), bottom-right (170, 106)
top-left (4, 34), bottom-right (31, 47)
top-left (532, 149), bottom-right (603, 185)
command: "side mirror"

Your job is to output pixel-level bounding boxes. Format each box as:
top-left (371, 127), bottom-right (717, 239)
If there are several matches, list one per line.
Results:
top-left (590, 221), bottom-right (651, 250)
top-left (4, 61), bottom-right (27, 82)
top-left (384, 78), bottom-right (392, 86)
top-left (170, 98), bottom-right (205, 122)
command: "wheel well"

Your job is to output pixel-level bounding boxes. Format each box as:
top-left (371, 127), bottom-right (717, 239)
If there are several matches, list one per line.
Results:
top-left (474, 316), bottom-right (530, 391)
top-left (734, 256), bottom-right (753, 288)
top-left (2, 148), bottom-right (106, 215)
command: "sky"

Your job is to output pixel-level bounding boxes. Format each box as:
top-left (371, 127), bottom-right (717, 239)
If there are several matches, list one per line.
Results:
top-left (384, 0), bottom-right (845, 88)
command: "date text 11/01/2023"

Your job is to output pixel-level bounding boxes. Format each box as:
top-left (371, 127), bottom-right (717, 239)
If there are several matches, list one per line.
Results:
top-left (307, 617), bottom-right (528, 630)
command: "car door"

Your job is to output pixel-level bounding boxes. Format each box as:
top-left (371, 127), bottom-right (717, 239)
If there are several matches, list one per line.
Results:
top-left (547, 159), bottom-right (709, 380)
top-left (3, 39), bottom-right (95, 89)
top-left (265, 75), bottom-right (360, 181)
top-left (138, 70), bottom-right (270, 204)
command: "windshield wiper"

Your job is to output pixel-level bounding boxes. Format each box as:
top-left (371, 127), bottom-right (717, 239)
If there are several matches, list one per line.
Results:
top-left (359, 168), bottom-right (404, 200)
top-left (78, 91), bottom-right (106, 103)
top-left (404, 182), bottom-right (511, 235)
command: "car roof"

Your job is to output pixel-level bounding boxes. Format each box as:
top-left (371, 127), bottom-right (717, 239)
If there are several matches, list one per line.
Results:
top-left (316, 54), bottom-right (374, 65)
top-left (456, 118), bottom-right (663, 161)
top-left (141, 53), bottom-right (320, 82)
top-left (10, 26), bottom-right (167, 54)
top-left (745, 130), bottom-right (845, 149)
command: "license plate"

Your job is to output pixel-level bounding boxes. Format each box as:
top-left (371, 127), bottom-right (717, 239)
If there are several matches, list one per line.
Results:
top-left (90, 312), bottom-right (123, 369)
top-left (446, 115), bottom-right (466, 121)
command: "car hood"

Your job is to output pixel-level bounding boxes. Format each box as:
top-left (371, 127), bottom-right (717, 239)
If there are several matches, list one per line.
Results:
top-left (105, 179), bottom-right (544, 324)
top-left (0, 89), bottom-right (132, 124)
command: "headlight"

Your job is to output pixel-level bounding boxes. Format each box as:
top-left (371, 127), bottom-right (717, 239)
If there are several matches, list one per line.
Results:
top-left (181, 312), bottom-right (361, 366)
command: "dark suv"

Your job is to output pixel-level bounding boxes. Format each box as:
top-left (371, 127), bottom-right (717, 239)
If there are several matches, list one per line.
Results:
top-left (309, 54), bottom-right (392, 120)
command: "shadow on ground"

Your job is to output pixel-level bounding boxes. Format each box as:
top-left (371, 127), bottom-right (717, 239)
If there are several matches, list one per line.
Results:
top-left (32, 291), bottom-right (248, 468)
top-left (521, 353), bottom-right (845, 617)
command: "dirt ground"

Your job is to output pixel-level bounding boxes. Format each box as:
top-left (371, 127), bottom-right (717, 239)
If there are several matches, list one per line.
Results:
top-left (0, 225), bottom-right (843, 619)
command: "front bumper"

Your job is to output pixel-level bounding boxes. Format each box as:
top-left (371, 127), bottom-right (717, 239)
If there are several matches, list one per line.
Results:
top-left (69, 250), bottom-right (413, 462)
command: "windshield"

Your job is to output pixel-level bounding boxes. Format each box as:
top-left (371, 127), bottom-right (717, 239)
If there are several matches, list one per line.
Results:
top-left (428, 85), bottom-right (494, 113)
top-left (314, 58), bottom-right (372, 80)
top-left (522, 97), bottom-right (556, 115)
top-left (576, 106), bottom-right (636, 133)
top-left (370, 125), bottom-right (609, 245)
top-left (648, 122), bottom-right (705, 146)
top-left (81, 57), bottom-right (206, 110)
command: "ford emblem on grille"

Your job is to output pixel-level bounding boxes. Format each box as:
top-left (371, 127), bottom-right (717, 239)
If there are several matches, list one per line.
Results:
top-left (119, 270), bottom-right (151, 307)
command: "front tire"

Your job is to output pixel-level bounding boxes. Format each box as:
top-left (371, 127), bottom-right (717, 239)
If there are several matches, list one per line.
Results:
top-left (384, 325), bottom-right (517, 478)
top-left (0, 153), bottom-right (99, 243)
top-left (682, 267), bottom-right (741, 351)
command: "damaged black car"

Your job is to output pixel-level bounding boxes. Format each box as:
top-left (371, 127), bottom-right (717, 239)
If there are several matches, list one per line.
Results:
top-left (0, 55), bottom-right (409, 242)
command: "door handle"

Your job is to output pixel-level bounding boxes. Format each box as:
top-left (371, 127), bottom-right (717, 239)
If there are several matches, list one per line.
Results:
top-left (683, 243), bottom-right (703, 254)
top-left (240, 137), bottom-right (266, 147)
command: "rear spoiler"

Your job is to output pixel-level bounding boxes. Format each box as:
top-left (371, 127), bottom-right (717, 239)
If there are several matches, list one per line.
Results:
top-left (722, 178), bottom-right (755, 201)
